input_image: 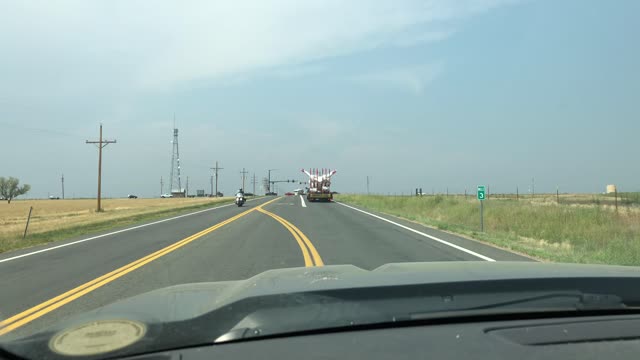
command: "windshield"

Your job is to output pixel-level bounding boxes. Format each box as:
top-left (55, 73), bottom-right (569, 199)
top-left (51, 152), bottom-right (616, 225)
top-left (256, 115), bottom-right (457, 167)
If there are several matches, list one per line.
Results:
top-left (0, 1), bottom-right (638, 359)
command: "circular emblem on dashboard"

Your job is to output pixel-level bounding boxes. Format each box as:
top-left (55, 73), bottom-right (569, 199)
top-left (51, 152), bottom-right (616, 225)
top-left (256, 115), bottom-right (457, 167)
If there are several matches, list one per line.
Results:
top-left (49, 319), bottom-right (146, 356)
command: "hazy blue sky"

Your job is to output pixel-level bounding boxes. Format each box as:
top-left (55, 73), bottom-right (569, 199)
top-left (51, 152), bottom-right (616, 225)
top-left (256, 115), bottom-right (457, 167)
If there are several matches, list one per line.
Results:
top-left (1, 0), bottom-right (638, 198)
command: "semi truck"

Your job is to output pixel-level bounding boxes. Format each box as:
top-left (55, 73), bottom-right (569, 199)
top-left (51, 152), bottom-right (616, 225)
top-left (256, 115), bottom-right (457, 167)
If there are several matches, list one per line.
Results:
top-left (302, 168), bottom-right (337, 202)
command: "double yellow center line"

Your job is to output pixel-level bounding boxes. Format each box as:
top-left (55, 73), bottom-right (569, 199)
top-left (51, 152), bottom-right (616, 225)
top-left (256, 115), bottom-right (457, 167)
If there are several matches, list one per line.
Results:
top-left (258, 208), bottom-right (324, 266)
top-left (0, 197), bottom-right (320, 336)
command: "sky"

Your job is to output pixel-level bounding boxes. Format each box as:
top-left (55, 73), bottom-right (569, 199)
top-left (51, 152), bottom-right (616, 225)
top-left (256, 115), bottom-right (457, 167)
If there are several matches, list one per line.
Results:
top-left (1, 0), bottom-right (638, 198)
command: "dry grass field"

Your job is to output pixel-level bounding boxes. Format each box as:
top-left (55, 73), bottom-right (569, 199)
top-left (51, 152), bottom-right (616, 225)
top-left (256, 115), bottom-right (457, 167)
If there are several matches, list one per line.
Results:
top-left (0, 197), bottom-right (234, 253)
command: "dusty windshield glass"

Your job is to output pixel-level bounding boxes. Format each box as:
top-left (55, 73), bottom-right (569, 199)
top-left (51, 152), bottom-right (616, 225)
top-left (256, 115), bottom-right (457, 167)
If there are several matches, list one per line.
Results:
top-left (0, 1), bottom-right (638, 359)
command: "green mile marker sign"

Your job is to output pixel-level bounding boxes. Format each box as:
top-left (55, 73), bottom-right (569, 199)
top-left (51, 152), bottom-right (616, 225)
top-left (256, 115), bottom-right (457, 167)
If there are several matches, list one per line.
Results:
top-left (477, 185), bottom-right (486, 200)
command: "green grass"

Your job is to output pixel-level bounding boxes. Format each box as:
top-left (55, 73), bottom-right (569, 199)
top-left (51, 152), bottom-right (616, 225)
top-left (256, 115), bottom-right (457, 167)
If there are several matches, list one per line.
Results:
top-left (0, 199), bottom-right (239, 254)
top-left (335, 194), bottom-right (640, 265)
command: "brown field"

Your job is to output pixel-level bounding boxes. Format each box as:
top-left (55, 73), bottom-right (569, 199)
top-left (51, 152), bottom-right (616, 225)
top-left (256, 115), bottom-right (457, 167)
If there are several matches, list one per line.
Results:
top-left (0, 197), bottom-right (233, 244)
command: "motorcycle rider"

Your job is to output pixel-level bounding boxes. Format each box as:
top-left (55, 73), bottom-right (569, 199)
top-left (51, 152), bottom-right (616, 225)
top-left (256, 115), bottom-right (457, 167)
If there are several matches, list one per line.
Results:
top-left (236, 189), bottom-right (245, 202)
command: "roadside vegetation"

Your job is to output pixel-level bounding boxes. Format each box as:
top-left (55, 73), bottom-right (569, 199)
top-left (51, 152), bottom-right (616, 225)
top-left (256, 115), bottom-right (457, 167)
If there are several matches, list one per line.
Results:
top-left (0, 177), bottom-right (31, 203)
top-left (335, 194), bottom-right (640, 266)
top-left (0, 197), bottom-right (237, 254)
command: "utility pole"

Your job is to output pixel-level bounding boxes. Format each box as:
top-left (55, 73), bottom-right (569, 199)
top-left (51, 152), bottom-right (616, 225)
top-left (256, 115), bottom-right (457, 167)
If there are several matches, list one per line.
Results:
top-left (86, 124), bottom-right (116, 212)
top-left (61, 174), bottom-right (65, 200)
top-left (251, 173), bottom-right (257, 195)
top-left (532, 177), bottom-right (535, 198)
top-left (210, 161), bottom-right (224, 197)
top-left (160, 176), bottom-right (164, 196)
top-left (186, 176), bottom-right (189, 197)
top-left (240, 168), bottom-right (249, 191)
top-left (267, 169), bottom-right (278, 193)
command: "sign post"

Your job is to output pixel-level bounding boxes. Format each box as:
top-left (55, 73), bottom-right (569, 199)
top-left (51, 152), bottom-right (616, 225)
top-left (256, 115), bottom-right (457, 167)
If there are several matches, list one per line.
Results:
top-left (477, 185), bottom-right (486, 232)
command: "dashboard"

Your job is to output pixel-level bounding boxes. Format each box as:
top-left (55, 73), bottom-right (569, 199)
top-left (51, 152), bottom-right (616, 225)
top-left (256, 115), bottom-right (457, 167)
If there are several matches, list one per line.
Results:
top-left (123, 314), bottom-right (640, 360)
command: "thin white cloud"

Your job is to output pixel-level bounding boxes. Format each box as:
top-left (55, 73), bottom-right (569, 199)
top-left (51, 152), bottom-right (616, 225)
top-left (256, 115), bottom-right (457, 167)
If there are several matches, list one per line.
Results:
top-left (391, 29), bottom-right (456, 47)
top-left (353, 62), bottom-right (445, 94)
top-left (267, 64), bottom-right (326, 79)
top-left (0, 0), bottom-right (519, 96)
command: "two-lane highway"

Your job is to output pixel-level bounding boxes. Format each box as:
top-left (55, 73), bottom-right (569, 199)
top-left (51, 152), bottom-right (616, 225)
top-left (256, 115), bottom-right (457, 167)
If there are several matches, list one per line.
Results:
top-left (0, 196), bottom-right (531, 339)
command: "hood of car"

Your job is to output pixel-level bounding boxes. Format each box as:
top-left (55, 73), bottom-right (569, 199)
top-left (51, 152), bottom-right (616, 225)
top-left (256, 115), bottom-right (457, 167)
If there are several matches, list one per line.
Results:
top-left (23, 261), bottom-right (640, 326)
top-left (4, 261), bottom-right (640, 360)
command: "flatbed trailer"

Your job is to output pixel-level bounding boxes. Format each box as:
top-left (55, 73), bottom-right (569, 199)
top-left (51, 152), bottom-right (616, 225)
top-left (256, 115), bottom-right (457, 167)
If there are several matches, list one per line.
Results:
top-left (307, 192), bottom-right (333, 202)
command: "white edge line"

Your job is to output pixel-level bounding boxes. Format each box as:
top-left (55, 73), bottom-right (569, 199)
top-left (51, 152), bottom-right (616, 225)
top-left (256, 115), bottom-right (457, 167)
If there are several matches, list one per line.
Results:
top-left (0, 198), bottom-right (263, 264)
top-left (335, 202), bottom-right (496, 262)
top-left (300, 195), bottom-right (307, 208)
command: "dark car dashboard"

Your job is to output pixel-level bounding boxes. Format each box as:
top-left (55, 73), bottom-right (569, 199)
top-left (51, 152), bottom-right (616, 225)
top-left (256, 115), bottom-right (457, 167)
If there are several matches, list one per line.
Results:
top-left (122, 314), bottom-right (640, 360)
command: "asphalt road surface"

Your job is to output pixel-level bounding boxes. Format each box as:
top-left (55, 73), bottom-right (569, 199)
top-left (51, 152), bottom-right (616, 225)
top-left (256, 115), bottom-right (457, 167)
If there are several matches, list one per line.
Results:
top-left (0, 196), bottom-right (531, 339)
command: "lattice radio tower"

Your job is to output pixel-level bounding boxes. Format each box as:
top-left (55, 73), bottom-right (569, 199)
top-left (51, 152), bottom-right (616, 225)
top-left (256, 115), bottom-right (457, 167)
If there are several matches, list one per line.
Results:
top-left (169, 125), bottom-right (182, 193)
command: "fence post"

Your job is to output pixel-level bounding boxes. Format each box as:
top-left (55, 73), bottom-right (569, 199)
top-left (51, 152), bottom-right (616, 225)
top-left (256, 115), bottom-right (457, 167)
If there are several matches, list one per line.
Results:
top-left (23, 206), bottom-right (33, 239)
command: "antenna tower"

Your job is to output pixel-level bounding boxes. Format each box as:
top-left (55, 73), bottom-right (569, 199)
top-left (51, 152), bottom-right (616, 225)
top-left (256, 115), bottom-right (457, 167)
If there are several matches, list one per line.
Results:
top-left (169, 124), bottom-right (182, 193)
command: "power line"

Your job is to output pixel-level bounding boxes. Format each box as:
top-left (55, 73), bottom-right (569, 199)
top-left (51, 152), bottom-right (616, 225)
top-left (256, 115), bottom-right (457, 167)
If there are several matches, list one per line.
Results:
top-left (85, 124), bottom-right (116, 212)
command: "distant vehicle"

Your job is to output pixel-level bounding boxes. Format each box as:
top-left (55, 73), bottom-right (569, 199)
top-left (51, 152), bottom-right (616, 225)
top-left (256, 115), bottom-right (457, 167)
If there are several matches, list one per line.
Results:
top-left (244, 192), bottom-right (254, 196)
top-left (127, 194), bottom-right (138, 199)
top-left (302, 168), bottom-right (337, 202)
top-left (285, 192), bottom-right (294, 196)
top-left (49, 195), bottom-right (60, 200)
top-left (265, 192), bottom-right (278, 196)
top-left (294, 188), bottom-right (304, 195)
top-left (161, 193), bottom-right (173, 198)
top-left (216, 192), bottom-right (224, 197)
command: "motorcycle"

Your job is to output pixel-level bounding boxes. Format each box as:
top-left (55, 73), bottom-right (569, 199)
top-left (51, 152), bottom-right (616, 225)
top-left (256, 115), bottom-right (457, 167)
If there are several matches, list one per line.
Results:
top-left (235, 194), bottom-right (246, 207)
